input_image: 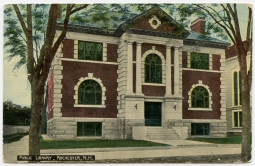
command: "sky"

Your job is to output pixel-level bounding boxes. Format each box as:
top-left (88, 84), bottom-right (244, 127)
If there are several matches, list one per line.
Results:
top-left (1, 1), bottom-right (254, 107)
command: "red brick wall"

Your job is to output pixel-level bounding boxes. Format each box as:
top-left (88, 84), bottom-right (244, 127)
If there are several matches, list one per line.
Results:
top-left (107, 44), bottom-right (118, 62)
top-left (225, 40), bottom-right (250, 59)
top-left (225, 45), bottom-right (236, 59)
top-left (133, 43), bottom-right (137, 61)
top-left (171, 47), bottom-right (174, 64)
top-left (190, 19), bottom-right (205, 34)
top-left (47, 69), bottom-right (54, 120)
top-left (61, 61), bottom-right (118, 118)
top-left (142, 85), bottom-right (166, 96)
top-left (182, 51), bottom-right (188, 68)
top-left (63, 39), bottom-right (74, 58)
top-left (182, 70), bottom-right (221, 119)
top-left (212, 54), bottom-right (221, 71)
top-left (171, 66), bottom-right (174, 94)
top-left (133, 64), bottom-right (136, 93)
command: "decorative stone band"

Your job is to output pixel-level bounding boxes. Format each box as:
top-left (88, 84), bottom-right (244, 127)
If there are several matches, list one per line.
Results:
top-left (73, 73), bottom-right (106, 107)
top-left (188, 80), bottom-right (213, 110)
top-left (220, 56), bottom-right (227, 120)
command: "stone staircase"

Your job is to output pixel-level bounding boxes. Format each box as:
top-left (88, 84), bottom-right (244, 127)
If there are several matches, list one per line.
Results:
top-left (146, 127), bottom-right (181, 140)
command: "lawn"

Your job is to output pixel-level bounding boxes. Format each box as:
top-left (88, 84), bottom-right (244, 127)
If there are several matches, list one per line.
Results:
top-left (40, 139), bottom-right (170, 149)
top-left (3, 132), bottom-right (28, 144)
top-left (186, 136), bottom-right (242, 144)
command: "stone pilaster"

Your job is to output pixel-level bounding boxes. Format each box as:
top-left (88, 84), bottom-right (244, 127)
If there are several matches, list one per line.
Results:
top-left (136, 42), bottom-right (143, 95)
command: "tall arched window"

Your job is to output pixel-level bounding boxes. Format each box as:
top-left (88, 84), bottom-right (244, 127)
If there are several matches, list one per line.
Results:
top-left (191, 86), bottom-right (209, 108)
top-left (78, 80), bottom-right (102, 105)
top-left (145, 54), bottom-right (162, 83)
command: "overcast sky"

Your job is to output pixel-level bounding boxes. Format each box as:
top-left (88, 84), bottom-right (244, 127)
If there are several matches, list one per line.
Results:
top-left (1, 1), bottom-right (253, 107)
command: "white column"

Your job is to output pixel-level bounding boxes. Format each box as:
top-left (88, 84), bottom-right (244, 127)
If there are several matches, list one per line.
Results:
top-left (126, 41), bottom-right (134, 95)
top-left (174, 47), bottom-right (180, 95)
top-left (136, 42), bottom-right (143, 95)
top-left (165, 45), bottom-right (172, 96)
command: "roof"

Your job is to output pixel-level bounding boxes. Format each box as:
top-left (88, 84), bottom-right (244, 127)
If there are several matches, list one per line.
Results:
top-left (57, 5), bottom-right (230, 49)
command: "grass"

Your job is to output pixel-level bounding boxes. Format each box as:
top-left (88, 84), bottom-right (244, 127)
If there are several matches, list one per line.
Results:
top-left (3, 132), bottom-right (29, 144)
top-left (186, 135), bottom-right (242, 144)
top-left (40, 139), bottom-right (170, 149)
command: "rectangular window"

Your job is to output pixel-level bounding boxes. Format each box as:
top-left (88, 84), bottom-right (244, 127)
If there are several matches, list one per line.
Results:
top-left (77, 122), bottom-right (102, 137)
top-left (78, 41), bottom-right (103, 61)
top-left (191, 123), bottom-right (210, 135)
top-left (233, 111), bottom-right (242, 128)
top-left (233, 71), bottom-right (242, 106)
top-left (190, 52), bottom-right (209, 70)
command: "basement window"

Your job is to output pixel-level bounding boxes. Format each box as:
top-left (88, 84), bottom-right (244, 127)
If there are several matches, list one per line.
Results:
top-left (191, 123), bottom-right (210, 135)
top-left (77, 122), bottom-right (102, 137)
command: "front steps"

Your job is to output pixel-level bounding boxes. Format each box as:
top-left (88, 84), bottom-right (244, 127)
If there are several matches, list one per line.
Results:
top-left (146, 127), bottom-right (181, 140)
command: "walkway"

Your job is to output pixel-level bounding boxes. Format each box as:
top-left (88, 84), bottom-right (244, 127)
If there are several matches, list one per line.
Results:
top-left (3, 135), bottom-right (242, 163)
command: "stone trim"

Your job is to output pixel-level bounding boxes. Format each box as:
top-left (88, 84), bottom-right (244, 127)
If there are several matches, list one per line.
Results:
top-left (73, 73), bottom-right (106, 106)
top-left (53, 43), bottom-right (63, 118)
top-left (182, 68), bottom-right (222, 73)
top-left (74, 105), bottom-right (106, 108)
top-left (188, 80), bottom-right (213, 109)
top-left (142, 83), bottom-right (166, 86)
top-left (220, 55), bottom-right (227, 120)
top-left (141, 46), bottom-right (166, 84)
top-left (61, 58), bottom-right (118, 65)
top-left (149, 15), bottom-right (161, 29)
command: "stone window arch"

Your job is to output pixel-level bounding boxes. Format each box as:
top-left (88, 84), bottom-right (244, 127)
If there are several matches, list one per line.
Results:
top-left (74, 73), bottom-right (106, 108)
top-left (188, 80), bottom-right (212, 110)
top-left (142, 47), bottom-right (166, 84)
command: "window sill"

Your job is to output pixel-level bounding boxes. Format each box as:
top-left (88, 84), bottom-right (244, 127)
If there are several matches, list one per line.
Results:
top-left (142, 83), bottom-right (165, 86)
top-left (74, 104), bottom-right (106, 108)
top-left (188, 108), bottom-right (212, 111)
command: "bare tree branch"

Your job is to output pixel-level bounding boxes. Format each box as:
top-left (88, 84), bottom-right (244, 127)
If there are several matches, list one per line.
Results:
top-left (194, 4), bottom-right (236, 43)
top-left (206, 5), bottom-right (232, 31)
top-left (246, 6), bottom-right (252, 41)
top-left (220, 4), bottom-right (236, 36)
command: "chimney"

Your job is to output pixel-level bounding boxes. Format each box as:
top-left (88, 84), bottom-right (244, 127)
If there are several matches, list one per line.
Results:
top-left (190, 17), bottom-right (206, 34)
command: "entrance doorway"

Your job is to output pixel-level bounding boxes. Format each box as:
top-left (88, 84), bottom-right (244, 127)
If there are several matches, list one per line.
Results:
top-left (144, 102), bottom-right (162, 126)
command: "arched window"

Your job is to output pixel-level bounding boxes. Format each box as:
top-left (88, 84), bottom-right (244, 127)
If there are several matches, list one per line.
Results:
top-left (78, 80), bottom-right (102, 105)
top-left (191, 86), bottom-right (209, 108)
top-left (145, 54), bottom-right (162, 83)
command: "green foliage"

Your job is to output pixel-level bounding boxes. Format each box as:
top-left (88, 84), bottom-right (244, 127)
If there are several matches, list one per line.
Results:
top-left (40, 139), bottom-right (169, 149)
top-left (3, 100), bottom-right (31, 126)
top-left (4, 4), bottom-right (49, 70)
top-left (3, 132), bottom-right (29, 144)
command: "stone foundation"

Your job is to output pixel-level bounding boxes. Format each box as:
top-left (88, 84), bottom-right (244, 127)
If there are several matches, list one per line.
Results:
top-left (47, 118), bottom-right (227, 139)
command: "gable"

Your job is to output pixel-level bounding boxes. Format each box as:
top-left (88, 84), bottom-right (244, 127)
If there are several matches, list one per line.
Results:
top-left (130, 14), bottom-right (178, 34)
top-left (114, 6), bottom-right (189, 38)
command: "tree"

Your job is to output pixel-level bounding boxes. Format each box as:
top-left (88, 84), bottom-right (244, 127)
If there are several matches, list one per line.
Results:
top-left (3, 100), bottom-right (31, 126)
top-left (4, 3), bottom-right (141, 156)
top-left (4, 4), bottom-right (90, 155)
top-left (175, 4), bottom-right (252, 162)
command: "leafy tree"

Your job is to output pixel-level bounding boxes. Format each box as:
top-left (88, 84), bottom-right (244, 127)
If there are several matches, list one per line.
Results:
top-left (3, 101), bottom-right (31, 126)
top-left (4, 3), bottom-right (141, 156)
top-left (175, 4), bottom-right (252, 162)
top-left (4, 4), bottom-right (89, 155)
